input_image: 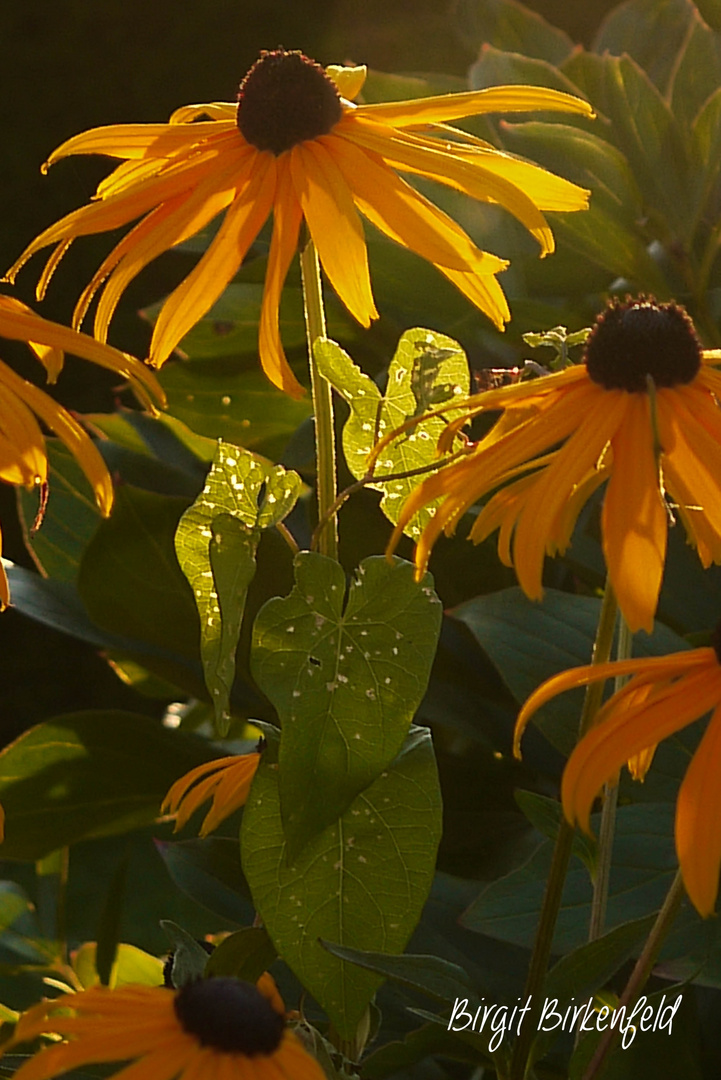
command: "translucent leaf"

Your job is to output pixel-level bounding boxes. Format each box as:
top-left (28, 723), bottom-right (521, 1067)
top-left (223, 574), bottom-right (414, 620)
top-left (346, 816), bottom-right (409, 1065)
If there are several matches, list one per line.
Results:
top-left (175, 441), bottom-right (302, 734)
top-left (72, 942), bottom-right (164, 989)
top-left (315, 329), bottom-right (469, 539)
top-left (251, 552), bottom-right (442, 854)
top-left (241, 727), bottom-right (442, 1037)
top-left (454, 0), bottom-right (574, 65)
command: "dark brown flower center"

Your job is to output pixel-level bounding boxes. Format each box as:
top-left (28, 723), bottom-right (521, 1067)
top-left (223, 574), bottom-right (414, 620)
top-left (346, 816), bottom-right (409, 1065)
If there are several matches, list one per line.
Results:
top-left (584, 297), bottom-right (702, 392)
top-left (237, 49), bottom-right (342, 155)
top-left (174, 977), bottom-right (284, 1055)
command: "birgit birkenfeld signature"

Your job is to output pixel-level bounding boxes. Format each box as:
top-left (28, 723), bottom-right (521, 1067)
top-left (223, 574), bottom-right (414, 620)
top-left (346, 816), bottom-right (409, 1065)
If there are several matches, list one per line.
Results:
top-left (447, 993), bottom-right (683, 1052)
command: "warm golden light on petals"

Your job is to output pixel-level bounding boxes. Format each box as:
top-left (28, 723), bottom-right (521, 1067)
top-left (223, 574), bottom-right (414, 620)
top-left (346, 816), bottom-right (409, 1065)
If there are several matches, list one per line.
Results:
top-left (161, 753), bottom-right (261, 836)
top-left (385, 300), bottom-right (721, 633)
top-left (2, 977), bottom-right (326, 1080)
top-left (6, 52), bottom-right (592, 397)
top-left (513, 645), bottom-right (721, 916)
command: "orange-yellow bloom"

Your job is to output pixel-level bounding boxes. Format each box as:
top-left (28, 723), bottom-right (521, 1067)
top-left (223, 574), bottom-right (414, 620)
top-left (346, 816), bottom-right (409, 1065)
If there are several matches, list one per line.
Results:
top-left (0, 294), bottom-right (165, 608)
top-left (1, 974), bottom-right (324, 1080)
top-left (161, 753), bottom-right (260, 836)
top-left (514, 640), bottom-right (721, 917)
top-left (6, 50), bottom-right (592, 398)
top-left (387, 299), bottom-right (721, 633)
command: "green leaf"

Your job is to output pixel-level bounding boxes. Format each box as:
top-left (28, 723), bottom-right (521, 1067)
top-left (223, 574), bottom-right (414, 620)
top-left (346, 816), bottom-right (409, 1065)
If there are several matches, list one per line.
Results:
top-left (0, 711), bottom-right (215, 860)
top-left (690, 87), bottom-right (721, 227)
top-left (16, 440), bottom-right (103, 583)
top-left (451, 586), bottom-right (688, 754)
top-left (544, 914), bottom-right (657, 1004)
top-left (72, 941), bottom-right (164, 989)
top-left (668, 12), bottom-right (721, 128)
top-left (251, 553), bottom-right (442, 854)
top-left (241, 727), bottom-right (442, 1038)
top-left (95, 853), bottom-right (129, 986)
top-left (696, 0), bottom-right (721, 30)
top-left (593, 0), bottom-right (693, 96)
top-left (159, 361), bottom-right (312, 460)
top-left (175, 442), bottom-right (301, 734)
top-left (319, 942), bottom-right (474, 1005)
top-left (204, 927), bottom-right (277, 983)
top-left (454, 0), bottom-right (574, 65)
top-left (315, 329), bottom-right (469, 539)
top-left (160, 920), bottom-right (211, 988)
top-left (362, 1022), bottom-right (486, 1079)
top-left (514, 791), bottom-right (597, 876)
top-left (154, 837), bottom-right (254, 925)
top-left (78, 486), bottom-right (199, 660)
top-left (468, 45), bottom-right (582, 97)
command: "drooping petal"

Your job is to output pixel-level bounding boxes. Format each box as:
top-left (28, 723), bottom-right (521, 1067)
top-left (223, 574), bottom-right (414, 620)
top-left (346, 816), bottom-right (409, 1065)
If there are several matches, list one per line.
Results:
top-left (259, 162), bottom-right (305, 397)
top-left (356, 85), bottom-right (594, 126)
top-left (344, 115), bottom-right (556, 254)
top-left (676, 703), bottom-right (721, 916)
top-left (0, 371), bottom-right (47, 484)
top-left (328, 132), bottom-right (507, 273)
top-left (602, 392), bottom-right (668, 633)
top-left (562, 662), bottom-right (721, 833)
top-left (0, 295), bottom-right (164, 412)
top-left (149, 152), bottom-right (277, 368)
top-left (0, 365), bottom-right (113, 515)
top-left (291, 141), bottom-right (377, 327)
top-left (513, 649), bottom-right (708, 756)
top-left (44, 121), bottom-right (238, 167)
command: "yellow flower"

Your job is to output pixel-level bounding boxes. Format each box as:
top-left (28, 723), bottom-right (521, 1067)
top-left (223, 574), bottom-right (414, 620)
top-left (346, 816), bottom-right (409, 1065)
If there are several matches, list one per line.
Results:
top-left (1, 975), bottom-right (325, 1080)
top-left (0, 294), bottom-right (165, 608)
top-left (161, 753), bottom-right (260, 836)
top-left (387, 298), bottom-right (721, 633)
top-left (5, 50), bottom-right (593, 399)
top-left (514, 638), bottom-right (721, 917)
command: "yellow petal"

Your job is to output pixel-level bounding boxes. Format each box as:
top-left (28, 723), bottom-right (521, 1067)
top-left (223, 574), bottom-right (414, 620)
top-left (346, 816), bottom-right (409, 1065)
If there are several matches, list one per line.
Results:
top-left (562, 662), bottom-right (721, 833)
top-left (676, 703), bottom-right (721, 916)
top-left (44, 121), bottom-right (237, 168)
top-left (291, 140), bottom-right (378, 327)
top-left (149, 151), bottom-right (277, 368)
top-left (0, 372), bottom-right (47, 484)
top-left (170, 102), bottom-right (237, 124)
top-left (602, 393), bottom-right (668, 634)
top-left (259, 162), bottom-right (306, 398)
top-left (358, 85), bottom-right (594, 126)
top-left (329, 132), bottom-right (507, 273)
top-left (345, 115), bottom-right (555, 254)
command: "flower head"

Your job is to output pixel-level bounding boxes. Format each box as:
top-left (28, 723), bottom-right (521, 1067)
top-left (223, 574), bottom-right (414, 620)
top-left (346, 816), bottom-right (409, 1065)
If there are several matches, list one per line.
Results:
top-left (161, 752), bottom-right (260, 836)
top-left (2, 975), bottom-right (325, 1080)
top-left (0, 294), bottom-right (165, 608)
top-left (514, 632), bottom-right (721, 917)
top-left (6, 50), bottom-right (593, 398)
top-left (387, 298), bottom-right (721, 633)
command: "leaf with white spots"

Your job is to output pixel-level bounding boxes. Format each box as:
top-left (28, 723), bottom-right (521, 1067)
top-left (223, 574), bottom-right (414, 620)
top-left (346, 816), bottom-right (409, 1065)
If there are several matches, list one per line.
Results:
top-left (314, 328), bottom-right (470, 539)
top-left (251, 552), bottom-right (442, 856)
top-left (175, 441), bottom-right (302, 734)
top-left (241, 726), bottom-right (442, 1038)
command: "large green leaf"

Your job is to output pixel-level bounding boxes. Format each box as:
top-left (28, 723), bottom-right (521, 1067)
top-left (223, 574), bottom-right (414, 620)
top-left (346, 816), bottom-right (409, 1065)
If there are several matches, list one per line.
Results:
top-left (0, 712), bottom-right (215, 860)
top-left (315, 329), bottom-right (469, 540)
top-left (454, 0), bottom-right (574, 65)
top-left (175, 441), bottom-right (301, 733)
top-left (468, 45), bottom-right (582, 97)
top-left (78, 485), bottom-right (199, 659)
top-left (593, 0), bottom-right (694, 96)
top-left (154, 837), bottom-right (254, 926)
top-left (159, 361), bottom-right (312, 460)
top-left (451, 587), bottom-right (687, 754)
top-left (241, 726), bottom-right (442, 1038)
top-left (251, 553), bottom-right (442, 854)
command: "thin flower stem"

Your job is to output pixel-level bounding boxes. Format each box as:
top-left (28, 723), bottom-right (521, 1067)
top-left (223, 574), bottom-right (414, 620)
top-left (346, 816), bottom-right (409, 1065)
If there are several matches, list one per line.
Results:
top-left (510, 583), bottom-right (618, 1080)
top-left (582, 869), bottom-right (686, 1080)
top-left (588, 613), bottom-right (632, 942)
top-left (299, 234), bottom-right (337, 560)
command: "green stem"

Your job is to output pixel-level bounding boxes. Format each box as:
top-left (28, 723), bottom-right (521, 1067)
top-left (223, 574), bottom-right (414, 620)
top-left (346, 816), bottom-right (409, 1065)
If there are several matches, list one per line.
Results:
top-left (510, 583), bottom-right (619, 1079)
top-left (582, 869), bottom-right (686, 1080)
top-left (299, 234), bottom-right (338, 560)
top-left (588, 613), bottom-right (632, 942)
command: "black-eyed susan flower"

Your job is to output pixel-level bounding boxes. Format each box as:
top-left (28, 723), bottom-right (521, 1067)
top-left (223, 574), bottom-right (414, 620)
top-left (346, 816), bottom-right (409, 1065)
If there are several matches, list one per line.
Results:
top-left (513, 631), bottom-right (721, 917)
top-left (0, 294), bottom-right (165, 608)
top-left (387, 298), bottom-right (721, 634)
top-left (1, 974), bottom-right (325, 1080)
top-left (161, 752), bottom-right (260, 836)
top-left (5, 50), bottom-right (593, 399)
